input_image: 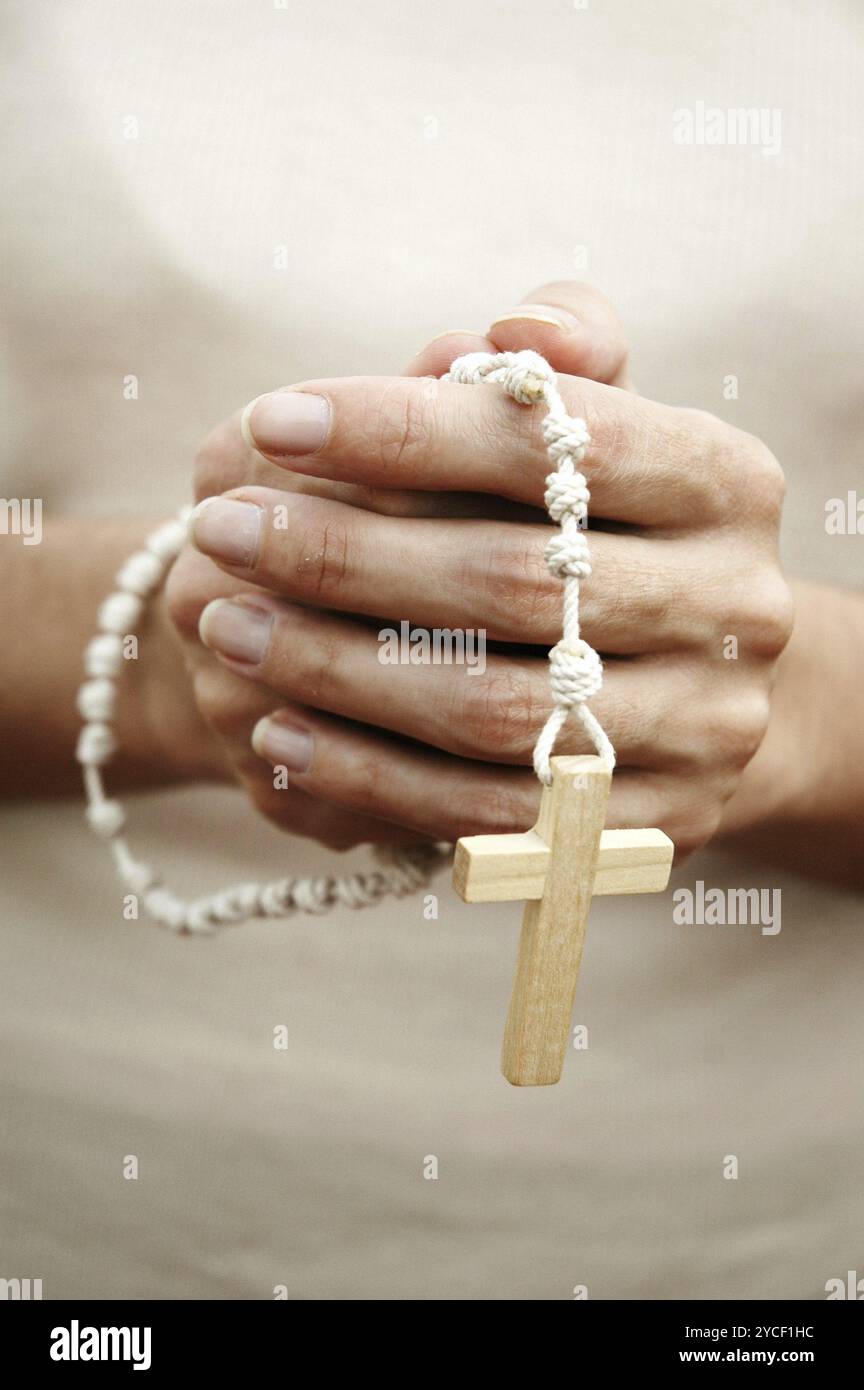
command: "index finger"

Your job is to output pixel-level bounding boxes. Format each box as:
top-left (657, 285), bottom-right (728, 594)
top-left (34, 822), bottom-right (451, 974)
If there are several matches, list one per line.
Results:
top-left (241, 374), bottom-right (720, 529)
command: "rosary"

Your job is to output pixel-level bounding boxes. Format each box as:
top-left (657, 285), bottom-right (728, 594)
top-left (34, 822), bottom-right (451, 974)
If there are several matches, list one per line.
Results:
top-left (77, 350), bottom-right (673, 1086)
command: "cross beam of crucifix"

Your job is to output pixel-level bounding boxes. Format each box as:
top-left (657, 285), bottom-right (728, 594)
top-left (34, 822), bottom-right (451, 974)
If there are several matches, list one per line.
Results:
top-left (452, 755), bottom-right (674, 1088)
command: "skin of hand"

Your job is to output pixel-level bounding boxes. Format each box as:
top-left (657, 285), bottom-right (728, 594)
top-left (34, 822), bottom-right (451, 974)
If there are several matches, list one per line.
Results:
top-left (166, 282), bottom-right (797, 861)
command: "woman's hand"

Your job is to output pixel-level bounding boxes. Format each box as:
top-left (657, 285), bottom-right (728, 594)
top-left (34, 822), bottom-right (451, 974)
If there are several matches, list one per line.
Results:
top-left (167, 284), bottom-right (793, 856)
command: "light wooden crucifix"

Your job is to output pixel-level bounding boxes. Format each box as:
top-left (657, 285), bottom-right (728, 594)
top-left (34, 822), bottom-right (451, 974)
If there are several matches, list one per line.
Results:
top-left (453, 755), bottom-right (674, 1087)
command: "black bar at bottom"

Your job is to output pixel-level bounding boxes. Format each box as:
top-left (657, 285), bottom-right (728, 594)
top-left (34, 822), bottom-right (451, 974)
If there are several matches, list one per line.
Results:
top-left (1, 1297), bottom-right (858, 1373)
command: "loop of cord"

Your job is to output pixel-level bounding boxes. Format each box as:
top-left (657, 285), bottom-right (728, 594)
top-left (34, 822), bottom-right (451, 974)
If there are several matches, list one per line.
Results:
top-left (78, 350), bottom-right (613, 932)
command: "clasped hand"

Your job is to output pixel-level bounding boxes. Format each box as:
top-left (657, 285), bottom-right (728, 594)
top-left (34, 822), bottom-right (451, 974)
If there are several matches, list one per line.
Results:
top-left (167, 283), bottom-right (792, 857)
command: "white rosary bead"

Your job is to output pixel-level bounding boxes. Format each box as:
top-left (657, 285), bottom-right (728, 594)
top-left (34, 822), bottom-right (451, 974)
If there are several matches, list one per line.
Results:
top-left (98, 591), bottom-right (143, 635)
top-left (262, 884), bottom-right (283, 913)
top-left (116, 550), bottom-right (165, 596)
top-left (77, 678), bottom-right (117, 722)
top-left (76, 722), bottom-right (117, 767)
top-left (86, 799), bottom-right (126, 838)
top-left (206, 888), bottom-right (255, 924)
top-left (142, 888), bottom-right (188, 931)
top-left (123, 858), bottom-right (159, 896)
top-left (329, 874), bottom-right (368, 909)
top-left (146, 518), bottom-right (188, 560)
top-left (85, 633), bottom-right (125, 678)
top-left (184, 901), bottom-right (220, 934)
top-left (232, 882), bottom-right (265, 918)
top-left (259, 882), bottom-right (293, 916)
top-left (281, 877), bottom-right (330, 914)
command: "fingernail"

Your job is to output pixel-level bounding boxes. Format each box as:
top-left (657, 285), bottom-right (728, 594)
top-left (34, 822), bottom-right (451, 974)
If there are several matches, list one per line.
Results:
top-left (252, 714), bottom-right (313, 773)
top-left (199, 599), bottom-right (274, 665)
top-left (490, 304), bottom-right (580, 333)
top-left (242, 391), bottom-right (331, 458)
top-left (190, 497), bottom-right (262, 567)
top-left (426, 328), bottom-right (487, 344)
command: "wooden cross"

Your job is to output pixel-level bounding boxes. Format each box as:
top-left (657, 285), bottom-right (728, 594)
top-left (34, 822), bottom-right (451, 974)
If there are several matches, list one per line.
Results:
top-left (453, 755), bottom-right (674, 1087)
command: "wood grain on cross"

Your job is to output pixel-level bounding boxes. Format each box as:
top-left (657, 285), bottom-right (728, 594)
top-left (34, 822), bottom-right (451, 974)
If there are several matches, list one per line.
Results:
top-left (453, 755), bottom-right (674, 1087)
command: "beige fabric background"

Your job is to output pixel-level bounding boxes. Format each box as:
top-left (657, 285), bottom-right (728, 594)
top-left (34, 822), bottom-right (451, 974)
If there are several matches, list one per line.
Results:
top-left (1, 0), bottom-right (862, 1299)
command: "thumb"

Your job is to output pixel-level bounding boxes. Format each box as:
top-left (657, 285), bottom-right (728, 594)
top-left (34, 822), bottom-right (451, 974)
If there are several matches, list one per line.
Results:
top-left (404, 281), bottom-right (631, 388)
top-left (487, 280), bottom-right (631, 388)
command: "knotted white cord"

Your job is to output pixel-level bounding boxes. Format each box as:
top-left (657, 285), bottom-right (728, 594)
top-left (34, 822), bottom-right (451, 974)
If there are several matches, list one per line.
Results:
top-left (78, 350), bottom-right (613, 932)
top-left (444, 350), bottom-right (615, 782)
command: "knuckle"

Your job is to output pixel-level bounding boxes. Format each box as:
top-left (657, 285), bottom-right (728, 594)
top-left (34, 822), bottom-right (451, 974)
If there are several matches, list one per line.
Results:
top-left (667, 803), bottom-right (724, 859)
top-left (670, 406), bottom-right (722, 453)
top-left (458, 779), bottom-right (539, 837)
top-left (709, 690), bottom-right (772, 771)
top-left (719, 567), bottom-right (794, 662)
top-left (711, 419), bottom-right (787, 520)
top-left (599, 400), bottom-right (706, 523)
top-left (672, 408), bottom-right (742, 517)
top-left (740, 570), bottom-right (795, 659)
top-left (291, 511), bottom-right (352, 601)
top-left (666, 682), bottom-right (769, 783)
top-left (745, 436), bottom-right (787, 515)
top-left (719, 424), bottom-right (787, 514)
top-left (291, 619), bottom-right (344, 706)
top-left (344, 747), bottom-right (388, 819)
top-left (681, 406), bottom-right (736, 451)
top-left (347, 484), bottom-right (416, 517)
top-left (370, 380), bottom-right (433, 478)
top-left (452, 665), bottom-right (545, 761)
top-left (479, 533), bottom-right (557, 638)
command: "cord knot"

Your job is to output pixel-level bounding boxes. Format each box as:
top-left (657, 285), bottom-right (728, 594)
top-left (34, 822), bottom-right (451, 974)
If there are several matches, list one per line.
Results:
top-left (544, 528), bottom-right (592, 579)
top-left (542, 413), bottom-right (590, 465)
top-left (544, 469), bottom-right (590, 524)
top-left (446, 351), bottom-right (497, 386)
top-left (500, 350), bottom-right (556, 403)
top-left (548, 638), bottom-right (603, 706)
top-left (447, 349), bottom-right (555, 404)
